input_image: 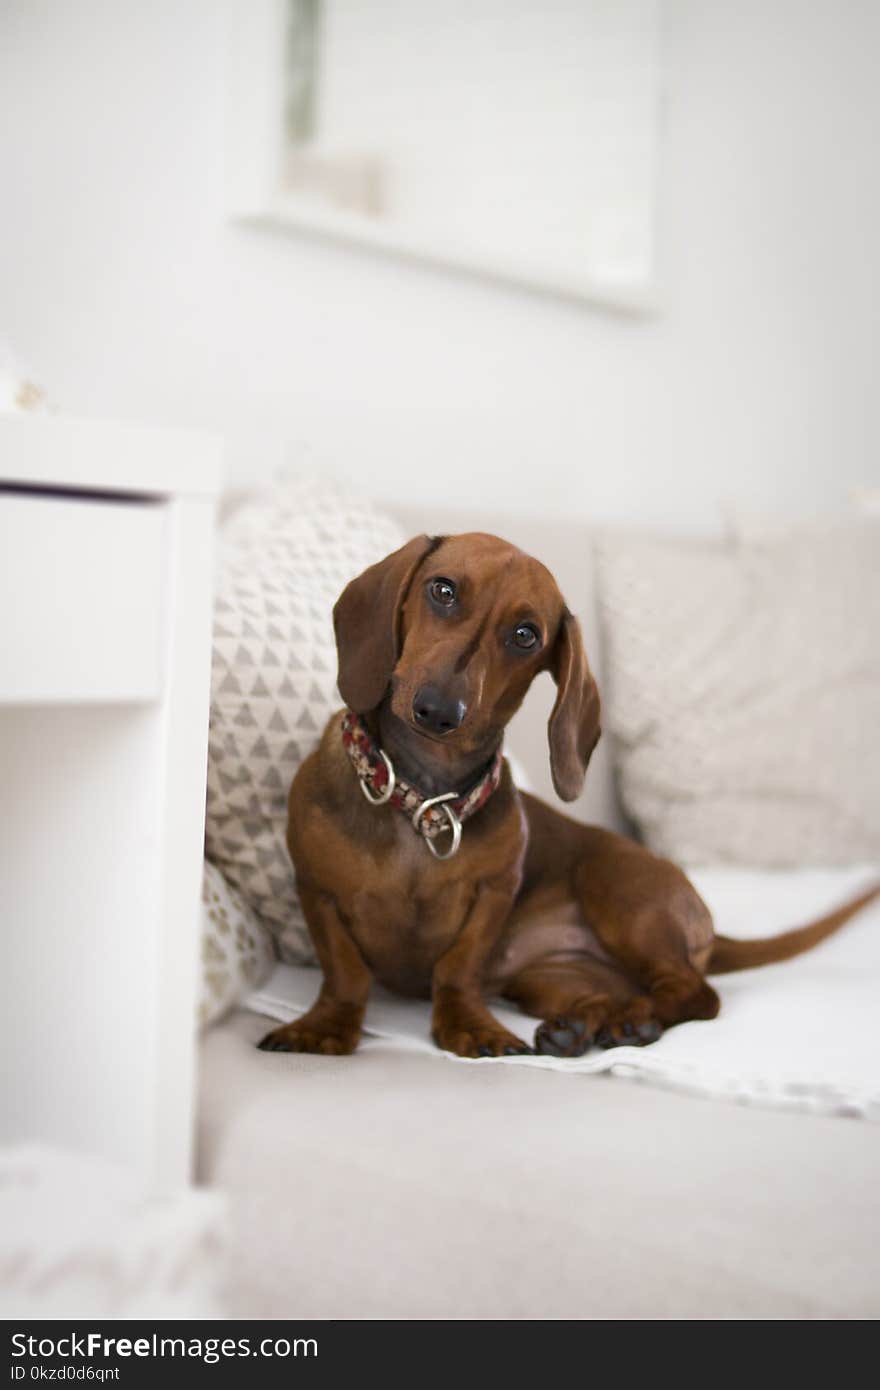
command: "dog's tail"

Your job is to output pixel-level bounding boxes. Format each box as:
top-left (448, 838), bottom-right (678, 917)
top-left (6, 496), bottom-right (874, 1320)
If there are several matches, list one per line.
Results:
top-left (707, 883), bottom-right (880, 975)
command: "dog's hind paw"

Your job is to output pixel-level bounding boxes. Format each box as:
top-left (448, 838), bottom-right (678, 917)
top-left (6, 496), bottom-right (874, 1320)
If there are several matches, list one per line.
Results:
top-left (535, 995), bottom-right (665, 1056)
top-left (594, 996), bottom-right (664, 1049)
top-left (534, 1016), bottom-right (592, 1058)
top-left (595, 1018), bottom-right (662, 1049)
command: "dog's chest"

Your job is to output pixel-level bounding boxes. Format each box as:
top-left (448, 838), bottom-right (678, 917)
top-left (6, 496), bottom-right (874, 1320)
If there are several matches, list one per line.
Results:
top-left (292, 761), bottom-right (521, 996)
top-left (325, 823), bottom-right (479, 995)
top-left (346, 859), bottom-right (478, 997)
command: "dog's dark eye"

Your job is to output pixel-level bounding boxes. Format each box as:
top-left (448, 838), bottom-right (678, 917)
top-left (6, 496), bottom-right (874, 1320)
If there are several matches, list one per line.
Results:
top-left (512, 624), bottom-right (540, 650)
top-left (429, 578), bottom-right (456, 607)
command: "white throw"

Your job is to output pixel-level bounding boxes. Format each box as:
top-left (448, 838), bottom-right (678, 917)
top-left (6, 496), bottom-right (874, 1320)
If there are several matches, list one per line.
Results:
top-left (245, 865), bottom-right (880, 1120)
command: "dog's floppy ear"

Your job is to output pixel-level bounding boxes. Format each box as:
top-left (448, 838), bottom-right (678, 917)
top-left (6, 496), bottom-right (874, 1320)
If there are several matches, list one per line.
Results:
top-left (334, 534), bottom-right (437, 714)
top-left (547, 609), bottom-right (601, 802)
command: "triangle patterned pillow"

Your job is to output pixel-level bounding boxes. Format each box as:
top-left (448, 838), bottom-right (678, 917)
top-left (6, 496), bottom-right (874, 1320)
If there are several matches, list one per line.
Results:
top-left (205, 479), bottom-right (404, 964)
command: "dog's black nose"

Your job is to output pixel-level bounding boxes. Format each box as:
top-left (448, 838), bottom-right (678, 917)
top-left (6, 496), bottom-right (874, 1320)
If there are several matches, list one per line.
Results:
top-left (412, 685), bottom-right (466, 736)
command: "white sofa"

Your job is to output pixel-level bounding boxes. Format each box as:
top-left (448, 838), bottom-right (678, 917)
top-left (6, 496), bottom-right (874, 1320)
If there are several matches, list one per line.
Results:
top-left (196, 505), bottom-right (880, 1319)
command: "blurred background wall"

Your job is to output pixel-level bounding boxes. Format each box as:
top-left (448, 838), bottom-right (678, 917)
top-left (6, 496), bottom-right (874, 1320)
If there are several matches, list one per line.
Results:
top-left (1, 0), bottom-right (878, 528)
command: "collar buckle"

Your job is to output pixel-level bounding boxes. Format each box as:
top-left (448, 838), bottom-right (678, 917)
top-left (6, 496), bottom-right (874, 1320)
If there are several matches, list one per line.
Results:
top-left (357, 747), bottom-right (396, 806)
top-left (412, 792), bottom-right (462, 860)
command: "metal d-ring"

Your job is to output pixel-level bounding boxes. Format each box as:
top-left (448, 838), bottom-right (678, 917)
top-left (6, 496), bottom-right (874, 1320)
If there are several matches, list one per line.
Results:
top-left (412, 792), bottom-right (462, 860)
top-left (359, 748), bottom-right (396, 806)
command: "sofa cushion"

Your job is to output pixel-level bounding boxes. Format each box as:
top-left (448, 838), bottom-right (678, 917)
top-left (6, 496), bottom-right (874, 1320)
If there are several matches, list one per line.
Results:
top-left (197, 1010), bottom-right (880, 1319)
top-left (594, 519), bottom-right (880, 866)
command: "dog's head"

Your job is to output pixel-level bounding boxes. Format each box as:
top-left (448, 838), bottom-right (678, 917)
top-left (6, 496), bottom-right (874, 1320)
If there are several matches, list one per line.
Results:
top-left (333, 532), bottom-right (600, 801)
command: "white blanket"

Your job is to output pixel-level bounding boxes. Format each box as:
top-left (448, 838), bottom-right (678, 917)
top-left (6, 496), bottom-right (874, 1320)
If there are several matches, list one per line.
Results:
top-left (245, 865), bottom-right (880, 1120)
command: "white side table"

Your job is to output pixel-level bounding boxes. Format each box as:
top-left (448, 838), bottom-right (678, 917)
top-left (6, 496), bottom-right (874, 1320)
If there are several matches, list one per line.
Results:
top-left (0, 415), bottom-right (221, 1189)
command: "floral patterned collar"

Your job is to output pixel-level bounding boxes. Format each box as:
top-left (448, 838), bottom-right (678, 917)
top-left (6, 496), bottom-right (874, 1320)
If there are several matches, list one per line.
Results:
top-left (340, 710), bottom-right (503, 860)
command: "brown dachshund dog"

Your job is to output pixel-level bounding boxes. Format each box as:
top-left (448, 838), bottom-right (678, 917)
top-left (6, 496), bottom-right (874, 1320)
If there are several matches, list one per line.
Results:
top-left (259, 533), bottom-right (879, 1059)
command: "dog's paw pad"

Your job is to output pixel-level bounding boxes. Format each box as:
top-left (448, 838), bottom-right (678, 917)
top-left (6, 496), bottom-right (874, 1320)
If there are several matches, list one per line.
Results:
top-left (257, 1024), bottom-right (358, 1055)
top-left (534, 1015), bottom-right (592, 1058)
top-left (595, 1018), bottom-right (662, 1049)
top-left (635, 1019), bottom-right (662, 1045)
top-left (257, 1034), bottom-right (292, 1052)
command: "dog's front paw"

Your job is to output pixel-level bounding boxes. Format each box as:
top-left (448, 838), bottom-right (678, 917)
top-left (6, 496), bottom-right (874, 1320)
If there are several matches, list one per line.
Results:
top-left (257, 1019), bottom-right (360, 1056)
top-left (432, 1007), bottom-right (532, 1059)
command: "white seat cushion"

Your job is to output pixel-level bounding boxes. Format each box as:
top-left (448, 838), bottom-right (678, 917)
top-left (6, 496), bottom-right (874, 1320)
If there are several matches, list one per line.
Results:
top-left (197, 1009), bottom-right (880, 1319)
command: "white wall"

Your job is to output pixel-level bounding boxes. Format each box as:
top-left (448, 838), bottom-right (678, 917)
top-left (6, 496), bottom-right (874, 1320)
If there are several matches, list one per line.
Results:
top-left (1, 0), bottom-right (879, 529)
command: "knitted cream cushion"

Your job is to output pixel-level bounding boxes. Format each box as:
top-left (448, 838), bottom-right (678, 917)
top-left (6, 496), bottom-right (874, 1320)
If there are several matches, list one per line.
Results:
top-left (205, 479), bottom-right (404, 963)
top-left (594, 520), bottom-right (880, 867)
top-left (199, 860), bottom-right (275, 1027)
top-left (0, 1145), bottom-right (226, 1319)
